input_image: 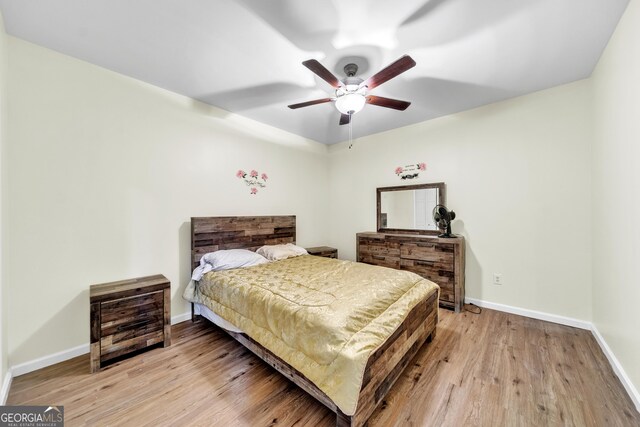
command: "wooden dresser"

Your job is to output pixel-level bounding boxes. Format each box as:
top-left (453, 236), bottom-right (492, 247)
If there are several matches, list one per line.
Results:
top-left (357, 232), bottom-right (465, 312)
top-left (90, 274), bottom-right (171, 372)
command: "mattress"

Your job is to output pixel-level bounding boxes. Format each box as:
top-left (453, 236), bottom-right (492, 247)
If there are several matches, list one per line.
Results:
top-left (183, 255), bottom-right (439, 416)
top-left (193, 302), bottom-right (243, 333)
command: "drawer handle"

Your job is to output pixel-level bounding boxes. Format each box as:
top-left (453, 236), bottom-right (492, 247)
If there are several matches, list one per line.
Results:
top-left (416, 243), bottom-right (435, 248)
top-left (117, 319), bottom-right (152, 331)
top-left (372, 255), bottom-right (386, 260)
top-left (416, 261), bottom-right (435, 267)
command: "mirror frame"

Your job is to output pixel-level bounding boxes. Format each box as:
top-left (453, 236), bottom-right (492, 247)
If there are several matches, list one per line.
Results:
top-left (377, 182), bottom-right (446, 235)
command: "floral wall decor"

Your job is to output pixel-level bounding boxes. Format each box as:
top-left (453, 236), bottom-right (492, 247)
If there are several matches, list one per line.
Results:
top-left (236, 169), bottom-right (268, 194)
top-left (395, 162), bottom-right (426, 180)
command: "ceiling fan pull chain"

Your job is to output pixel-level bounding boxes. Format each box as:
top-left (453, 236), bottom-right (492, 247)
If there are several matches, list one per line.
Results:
top-left (348, 112), bottom-right (353, 149)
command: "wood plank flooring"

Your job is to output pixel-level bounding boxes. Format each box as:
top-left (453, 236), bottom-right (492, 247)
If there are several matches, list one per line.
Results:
top-left (8, 308), bottom-right (640, 426)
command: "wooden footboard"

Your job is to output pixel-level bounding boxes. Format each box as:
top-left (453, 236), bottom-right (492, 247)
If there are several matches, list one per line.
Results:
top-left (340, 290), bottom-right (438, 426)
top-left (196, 290), bottom-right (438, 427)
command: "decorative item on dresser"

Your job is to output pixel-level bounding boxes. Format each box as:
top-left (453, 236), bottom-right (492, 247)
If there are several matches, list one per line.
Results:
top-left (305, 246), bottom-right (338, 259)
top-left (357, 232), bottom-right (465, 312)
top-left (432, 204), bottom-right (457, 238)
top-left (89, 274), bottom-right (171, 373)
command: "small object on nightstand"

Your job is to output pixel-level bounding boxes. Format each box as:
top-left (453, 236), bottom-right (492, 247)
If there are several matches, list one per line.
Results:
top-left (90, 274), bottom-right (171, 373)
top-left (306, 246), bottom-right (338, 259)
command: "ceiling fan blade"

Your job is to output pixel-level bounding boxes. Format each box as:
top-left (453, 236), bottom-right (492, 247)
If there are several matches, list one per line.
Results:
top-left (366, 95), bottom-right (411, 111)
top-left (339, 113), bottom-right (351, 125)
top-left (302, 59), bottom-right (342, 89)
top-left (362, 55), bottom-right (417, 90)
top-left (287, 98), bottom-right (334, 109)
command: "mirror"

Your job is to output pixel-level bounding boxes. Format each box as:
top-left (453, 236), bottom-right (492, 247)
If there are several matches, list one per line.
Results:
top-left (377, 183), bottom-right (446, 234)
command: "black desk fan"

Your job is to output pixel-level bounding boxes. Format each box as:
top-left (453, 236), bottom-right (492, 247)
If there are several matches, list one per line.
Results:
top-left (432, 205), bottom-right (456, 238)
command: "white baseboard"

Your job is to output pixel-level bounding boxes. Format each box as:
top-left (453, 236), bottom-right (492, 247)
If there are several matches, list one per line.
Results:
top-left (11, 343), bottom-right (90, 377)
top-left (1, 371), bottom-right (12, 405)
top-left (171, 311), bottom-right (191, 325)
top-left (591, 324), bottom-right (640, 412)
top-left (10, 311), bottom-right (191, 378)
top-left (464, 297), bottom-right (592, 330)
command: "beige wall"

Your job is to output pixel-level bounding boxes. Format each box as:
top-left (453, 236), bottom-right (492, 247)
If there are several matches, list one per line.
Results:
top-left (0, 9), bottom-right (8, 383)
top-left (328, 80), bottom-right (593, 321)
top-left (5, 38), bottom-right (330, 366)
top-left (591, 0), bottom-right (640, 397)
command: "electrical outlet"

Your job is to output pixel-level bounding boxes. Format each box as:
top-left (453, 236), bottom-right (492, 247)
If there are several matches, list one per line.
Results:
top-left (493, 273), bottom-right (503, 285)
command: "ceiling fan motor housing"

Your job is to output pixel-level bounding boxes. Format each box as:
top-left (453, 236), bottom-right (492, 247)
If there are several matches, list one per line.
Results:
top-left (341, 75), bottom-right (364, 87)
top-left (343, 63), bottom-right (359, 77)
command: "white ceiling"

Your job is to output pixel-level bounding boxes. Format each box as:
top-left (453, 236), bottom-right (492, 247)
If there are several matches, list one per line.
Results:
top-left (0, 0), bottom-right (629, 144)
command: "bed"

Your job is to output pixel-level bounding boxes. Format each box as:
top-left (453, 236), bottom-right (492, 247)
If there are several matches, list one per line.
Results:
top-left (185, 216), bottom-right (439, 427)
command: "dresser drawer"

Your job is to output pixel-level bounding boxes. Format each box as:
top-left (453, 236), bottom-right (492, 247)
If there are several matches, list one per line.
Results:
top-left (359, 238), bottom-right (400, 257)
top-left (359, 254), bottom-right (401, 269)
top-left (400, 259), bottom-right (455, 302)
top-left (400, 242), bottom-right (454, 263)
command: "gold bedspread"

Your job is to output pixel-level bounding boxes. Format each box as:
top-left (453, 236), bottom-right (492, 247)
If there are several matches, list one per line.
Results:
top-left (183, 255), bottom-right (439, 415)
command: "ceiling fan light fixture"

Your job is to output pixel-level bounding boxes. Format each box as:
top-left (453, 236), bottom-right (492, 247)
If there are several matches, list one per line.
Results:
top-left (335, 93), bottom-right (366, 115)
top-left (335, 85), bottom-right (367, 115)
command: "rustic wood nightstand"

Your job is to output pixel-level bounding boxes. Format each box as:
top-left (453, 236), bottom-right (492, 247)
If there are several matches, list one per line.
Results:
top-left (90, 274), bottom-right (171, 372)
top-left (306, 246), bottom-right (338, 259)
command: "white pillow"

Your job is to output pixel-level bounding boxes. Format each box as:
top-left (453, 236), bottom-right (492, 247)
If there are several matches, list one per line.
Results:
top-left (191, 249), bottom-right (269, 280)
top-left (256, 243), bottom-right (308, 261)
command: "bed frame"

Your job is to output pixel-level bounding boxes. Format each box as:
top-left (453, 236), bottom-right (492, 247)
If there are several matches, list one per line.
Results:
top-left (191, 216), bottom-right (438, 427)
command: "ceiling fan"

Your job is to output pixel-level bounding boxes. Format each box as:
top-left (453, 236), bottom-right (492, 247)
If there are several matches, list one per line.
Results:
top-left (288, 55), bottom-right (416, 125)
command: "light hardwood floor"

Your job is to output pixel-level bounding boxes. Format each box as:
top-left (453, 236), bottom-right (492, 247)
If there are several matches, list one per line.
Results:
top-left (8, 308), bottom-right (640, 426)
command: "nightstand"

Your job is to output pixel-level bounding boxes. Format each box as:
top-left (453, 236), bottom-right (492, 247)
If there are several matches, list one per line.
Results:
top-left (90, 274), bottom-right (171, 372)
top-left (306, 246), bottom-right (338, 259)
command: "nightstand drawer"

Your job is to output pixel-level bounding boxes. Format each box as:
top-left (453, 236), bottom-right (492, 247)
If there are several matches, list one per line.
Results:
top-left (102, 316), bottom-right (163, 340)
top-left (100, 329), bottom-right (164, 362)
top-left (100, 291), bottom-right (163, 334)
top-left (101, 308), bottom-right (163, 337)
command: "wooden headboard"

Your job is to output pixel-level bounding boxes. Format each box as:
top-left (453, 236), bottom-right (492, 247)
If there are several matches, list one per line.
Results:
top-left (191, 216), bottom-right (296, 269)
